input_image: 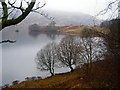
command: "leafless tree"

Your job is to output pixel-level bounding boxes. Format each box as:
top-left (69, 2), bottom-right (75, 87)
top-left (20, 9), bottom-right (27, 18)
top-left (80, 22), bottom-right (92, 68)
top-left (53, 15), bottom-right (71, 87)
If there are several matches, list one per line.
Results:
top-left (97, 0), bottom-right (120, 87)
top-left (0, 0), bottom-right (56, 43)
top-left (56, 36), bottom-right (82, 72)
top-left (36, 42), bottom-right (57, 76)
top-left (0, 0), bottom-right (47, 30)
top-left (77, 31), bottom-right (106, 74)
top-left (96, 0), bottom-right (120, 19)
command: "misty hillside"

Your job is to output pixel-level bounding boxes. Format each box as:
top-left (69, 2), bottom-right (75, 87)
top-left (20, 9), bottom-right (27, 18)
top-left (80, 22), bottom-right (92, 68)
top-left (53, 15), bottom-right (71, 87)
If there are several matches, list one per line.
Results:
top-left (22, 9), bottom-right (101, 26)
top-left (2, 9), bottom-right (102, 40)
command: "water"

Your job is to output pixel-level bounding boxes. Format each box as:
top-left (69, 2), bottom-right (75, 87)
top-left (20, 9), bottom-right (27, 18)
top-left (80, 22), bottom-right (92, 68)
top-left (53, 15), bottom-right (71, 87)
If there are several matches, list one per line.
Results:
top-left (0, 24), bottom-right (69, 86)
top-left (0, 24), bottom-right (106, 86)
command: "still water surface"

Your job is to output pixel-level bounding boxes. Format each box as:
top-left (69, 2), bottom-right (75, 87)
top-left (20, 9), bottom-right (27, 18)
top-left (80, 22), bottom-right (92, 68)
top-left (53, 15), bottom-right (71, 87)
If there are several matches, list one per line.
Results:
top-left (1, 25), bottom-right (69, 86)
top-left (0, 24), bottom-right (106, 86)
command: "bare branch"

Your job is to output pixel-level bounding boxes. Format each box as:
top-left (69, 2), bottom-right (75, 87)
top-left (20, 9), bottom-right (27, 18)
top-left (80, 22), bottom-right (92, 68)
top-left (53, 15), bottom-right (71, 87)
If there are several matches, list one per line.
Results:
top-left (0, 0), bottom-right (49, 30)
top-left (8, 0), bottom-right (17, 5)
top-left (24, 0), bottom-right (30, 5)
top-left (1, 0), bottom-right (37, 29)
top-left (96, 0), bottom-right (120, 18)
top-left (8, 0), bottom-right (24, 13)
top-left (2, 1), bottom-right (8, 21)
top-left (32, 10), bottom-right (55, 21)
top-left (0, 40), bottom-right (16, 43)
top-left (32, 3), bottom-right (46, 11)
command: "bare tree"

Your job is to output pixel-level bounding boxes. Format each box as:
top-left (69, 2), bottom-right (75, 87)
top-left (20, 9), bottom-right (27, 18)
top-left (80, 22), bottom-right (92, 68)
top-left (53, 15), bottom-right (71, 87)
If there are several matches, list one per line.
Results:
top-left (0, 0), bottom-right (55, 43)
top-left (97, 0), bottom-right (120, 87)
top-left (96, 0), bottom-right (120, 19)
top-left (77, 31), bottom-right (106, 74)
top-left (57, 36), bottom-right (82, 72)
top-left (0, 0), bottom-right (46, 30)
top-left (36, 42), bottom-right (57, 76)
top-left (101, 19), bottom-right (120, 87)
top-left (0, 0), bottom-right (46, 43)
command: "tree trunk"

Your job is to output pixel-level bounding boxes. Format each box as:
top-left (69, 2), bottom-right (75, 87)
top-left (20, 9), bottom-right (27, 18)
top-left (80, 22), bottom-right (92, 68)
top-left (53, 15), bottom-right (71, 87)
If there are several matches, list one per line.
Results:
top-left (108, 19), bottom-right (120, 88)
top-left (86, 63), bottom-right (89, 75)
top-left (50, 69), bottom-right (54, 76)
top-left (70, 66), bottom-right (74, 72)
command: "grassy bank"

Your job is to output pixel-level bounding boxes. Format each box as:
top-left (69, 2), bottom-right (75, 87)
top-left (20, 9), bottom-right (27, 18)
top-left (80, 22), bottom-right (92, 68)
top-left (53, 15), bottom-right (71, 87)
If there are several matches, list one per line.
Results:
top-left (59, 25), bottom-right (109, 36)
top-left (9, 59), bottom-right (117, 88)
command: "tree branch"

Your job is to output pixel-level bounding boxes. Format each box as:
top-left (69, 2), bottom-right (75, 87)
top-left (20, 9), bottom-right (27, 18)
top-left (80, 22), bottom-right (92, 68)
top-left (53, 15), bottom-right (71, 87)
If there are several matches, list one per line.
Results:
top-left (1, 0), bottom-right (36, 30)
top-left (96, 0), bottom-right (120, 17)
top-left (2, 1), bottom-right (8, 22)
top-left (8, 0), bottom-right (24, 13)
top-left (0, 40), bottom-right (16, 43)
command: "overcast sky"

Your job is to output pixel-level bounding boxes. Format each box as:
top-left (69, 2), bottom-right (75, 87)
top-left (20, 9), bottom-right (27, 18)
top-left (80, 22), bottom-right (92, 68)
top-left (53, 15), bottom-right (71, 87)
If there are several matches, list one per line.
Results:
top-left (0, 0), bottom-right (118, 20)
top-left (43, 0), bottom-right (110, 13)
top-left (41, 0), bottom-right (117, 19)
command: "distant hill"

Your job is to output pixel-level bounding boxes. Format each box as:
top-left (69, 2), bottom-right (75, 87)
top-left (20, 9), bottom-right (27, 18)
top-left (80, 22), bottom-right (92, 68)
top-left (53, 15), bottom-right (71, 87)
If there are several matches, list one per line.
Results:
top-left (22, 9), bottom-right (101, 26)
top-left (2, 9), bottom-right (102, 39)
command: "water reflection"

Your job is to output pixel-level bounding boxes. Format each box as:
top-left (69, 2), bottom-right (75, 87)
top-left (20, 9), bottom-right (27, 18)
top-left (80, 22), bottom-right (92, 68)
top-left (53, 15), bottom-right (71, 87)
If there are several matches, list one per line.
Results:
top-left (1, 24), bottom-right (106, 87)
top-left (2, 26), bottom-right (66, 86)
top-left (28, 24), bottom-right (59, 40)
top-left (29, 30), bottom-right (59, 40)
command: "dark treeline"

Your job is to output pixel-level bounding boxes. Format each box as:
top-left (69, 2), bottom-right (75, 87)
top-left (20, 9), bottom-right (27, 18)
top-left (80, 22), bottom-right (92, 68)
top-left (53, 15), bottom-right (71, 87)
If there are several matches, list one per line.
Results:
top-left (101, 19), bottom-right (120, 87)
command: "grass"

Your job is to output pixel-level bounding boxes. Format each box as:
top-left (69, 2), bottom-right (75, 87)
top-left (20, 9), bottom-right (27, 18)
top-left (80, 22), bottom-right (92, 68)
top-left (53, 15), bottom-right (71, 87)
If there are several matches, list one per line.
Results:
top-left (9, 69), bottom-right (86, 88)
top-left (59, 25), bottom-right (109, 36)
top-left (9, 59), bottom-right (118, 88)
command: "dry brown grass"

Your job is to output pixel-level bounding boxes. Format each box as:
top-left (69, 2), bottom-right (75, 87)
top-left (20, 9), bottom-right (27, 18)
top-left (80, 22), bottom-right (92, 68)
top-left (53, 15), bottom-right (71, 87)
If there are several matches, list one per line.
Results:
top-left (86, 59), bottom-right (118, 88)
top-left (9, 59), bottom-right (117, 88)
top-left (9, 68), bottom-right (89, 88)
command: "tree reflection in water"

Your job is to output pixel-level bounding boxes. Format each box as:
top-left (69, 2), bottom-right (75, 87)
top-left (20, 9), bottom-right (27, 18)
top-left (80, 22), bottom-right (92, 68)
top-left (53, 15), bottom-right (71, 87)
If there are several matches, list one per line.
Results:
top-left (28, 29), bottom-right (59, 40)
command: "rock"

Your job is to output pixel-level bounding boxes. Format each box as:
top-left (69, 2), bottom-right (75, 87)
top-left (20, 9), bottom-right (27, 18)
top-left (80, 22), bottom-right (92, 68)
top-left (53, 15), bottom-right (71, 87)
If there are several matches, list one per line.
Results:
top-left (2, 84), bottom-right (9, 89)
top-left (37, 76), bottom-right (42, 80)
top-left (25, 77), bottom-right (31, 81)
top-left (12, 80), bottom-right (19, 85)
